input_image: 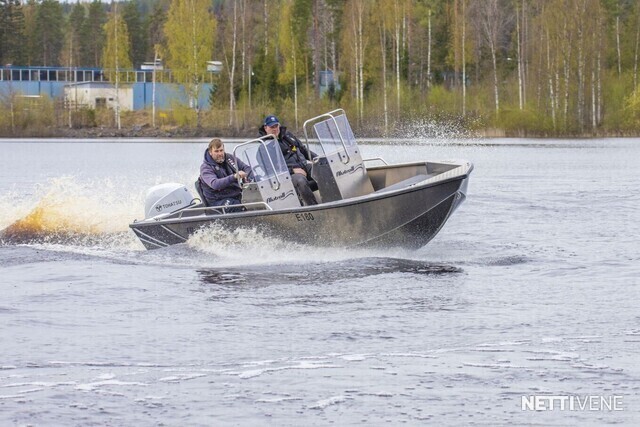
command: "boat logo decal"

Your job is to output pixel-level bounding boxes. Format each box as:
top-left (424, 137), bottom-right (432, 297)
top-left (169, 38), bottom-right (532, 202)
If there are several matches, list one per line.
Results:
top-left (266, 190), bottom-right (295, 203)
top-left (155, 199), bottom-right (183, 212)
top-left (335, 163), bottom-right (363, 177)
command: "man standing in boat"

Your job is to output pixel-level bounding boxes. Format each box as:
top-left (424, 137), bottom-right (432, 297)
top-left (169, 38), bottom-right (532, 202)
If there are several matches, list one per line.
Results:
top-left (199, 138), bottom-right (253, 211)
top-left (259, 115), bottom-right (318, 206)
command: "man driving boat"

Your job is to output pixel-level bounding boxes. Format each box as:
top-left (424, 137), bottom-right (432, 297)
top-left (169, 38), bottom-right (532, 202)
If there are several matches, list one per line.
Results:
top-left (199, 138), bottom-right (253, 211)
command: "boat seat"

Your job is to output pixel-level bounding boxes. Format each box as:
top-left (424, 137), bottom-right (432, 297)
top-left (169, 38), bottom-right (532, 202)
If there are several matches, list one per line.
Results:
top-left (374, 174), bottom-right (428, 193)
top-left (308, 177), bottom-right (319, 192)
top-left (194, 179), bottom-right (210, 206)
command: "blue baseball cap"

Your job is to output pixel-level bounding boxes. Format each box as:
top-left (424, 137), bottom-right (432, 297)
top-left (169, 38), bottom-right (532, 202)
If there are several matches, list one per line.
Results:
top-left (263, 115), bottom-right (280, 127)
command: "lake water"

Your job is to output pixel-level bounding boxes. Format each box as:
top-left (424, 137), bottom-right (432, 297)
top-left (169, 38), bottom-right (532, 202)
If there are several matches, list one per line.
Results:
top-left (0, 137), bottom-right (638, 426)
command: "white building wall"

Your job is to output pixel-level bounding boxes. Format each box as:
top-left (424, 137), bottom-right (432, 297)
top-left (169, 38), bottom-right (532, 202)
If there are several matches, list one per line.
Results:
top-left (65, 84), bottom-right (133, 111)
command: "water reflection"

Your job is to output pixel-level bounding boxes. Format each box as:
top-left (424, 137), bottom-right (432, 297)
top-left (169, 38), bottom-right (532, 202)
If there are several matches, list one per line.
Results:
top-left (197, 257), bottom-right (462, 287)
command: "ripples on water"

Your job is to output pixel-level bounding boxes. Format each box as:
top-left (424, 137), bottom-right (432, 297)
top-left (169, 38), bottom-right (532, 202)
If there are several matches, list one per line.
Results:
top-left (1, 139), bottom-right (639, 425)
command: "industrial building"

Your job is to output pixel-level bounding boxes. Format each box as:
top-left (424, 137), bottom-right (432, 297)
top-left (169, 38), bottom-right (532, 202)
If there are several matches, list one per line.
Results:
top-left (0, 65), bottom-right (213, 110)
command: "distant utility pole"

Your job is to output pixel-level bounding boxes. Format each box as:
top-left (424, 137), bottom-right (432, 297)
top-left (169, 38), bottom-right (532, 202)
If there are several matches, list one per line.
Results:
top-left (114, 1), bottom-right (122, 130)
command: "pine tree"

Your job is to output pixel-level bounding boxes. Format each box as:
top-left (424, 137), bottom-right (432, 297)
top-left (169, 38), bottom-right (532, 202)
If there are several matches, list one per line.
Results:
top-left (0, 0), bottom-right (26, 65)
top-left (34, 0), bottom-right (64, 66)
top-left (67, 1), bottom-right (85, 67)
top-left (122, 1), bottom-right (146, 68)
top-left (81, 0), bottom-right (107, 67)
top-left (145, 1), bottom-right (167, 61)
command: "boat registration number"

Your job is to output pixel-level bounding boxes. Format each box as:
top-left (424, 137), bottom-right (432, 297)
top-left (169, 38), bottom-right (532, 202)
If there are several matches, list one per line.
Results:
top-left (295, 213), bottom-right (315, 222)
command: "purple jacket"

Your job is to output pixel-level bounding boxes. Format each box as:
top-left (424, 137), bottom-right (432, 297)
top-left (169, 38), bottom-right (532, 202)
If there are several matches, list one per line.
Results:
top-left (199, 150), bottom-right (253, 204)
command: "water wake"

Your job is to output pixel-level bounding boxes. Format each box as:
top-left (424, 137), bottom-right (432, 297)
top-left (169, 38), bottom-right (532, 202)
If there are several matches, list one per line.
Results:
top-left (0, 177), bottom-right (462, 269)
top-left (0, 176), bottom-right (143, 250)
top-left (186, 223), bottom-right (426, 268)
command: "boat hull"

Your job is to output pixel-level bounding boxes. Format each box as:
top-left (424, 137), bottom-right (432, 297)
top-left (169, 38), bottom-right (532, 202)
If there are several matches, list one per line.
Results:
top-left (130, 175), bottom-right (467, 250)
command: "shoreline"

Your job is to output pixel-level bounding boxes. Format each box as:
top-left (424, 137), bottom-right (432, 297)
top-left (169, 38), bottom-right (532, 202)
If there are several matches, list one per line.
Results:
top-left (1, 125), bottom-right (640, 139)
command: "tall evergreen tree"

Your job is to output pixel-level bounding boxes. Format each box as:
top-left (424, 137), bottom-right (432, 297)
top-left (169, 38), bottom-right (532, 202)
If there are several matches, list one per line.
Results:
top-left (122, 1), bottom-right (146, 68)
top-left (0, 0), bottom-right (8, 64)
top-left (81, 0), bottom-right (107, 67)
top-left (291, 0), bottom-right (311, 79)
top-left (67, 1), bottom-right (86, 67)
top-left (0, 0), bottom-right (26, 65)
top-left (34, 0), bottom-right (64, 66)
top-left (21, 0), bottom-right (38, 66)
top-left (145, 1), bottom-right (167, 61)
top-left (252, 45), bottom-right (279, 105)
top-left (278, 0), bottom-right (310, 126)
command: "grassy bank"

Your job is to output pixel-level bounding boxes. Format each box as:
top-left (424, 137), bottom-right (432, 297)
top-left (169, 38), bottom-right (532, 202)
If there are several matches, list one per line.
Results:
top-left (2, 98), bottom-right (640, 139)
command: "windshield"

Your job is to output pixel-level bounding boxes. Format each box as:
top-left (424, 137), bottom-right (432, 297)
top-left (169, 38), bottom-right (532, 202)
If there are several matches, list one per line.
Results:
top-left (235, 137), bottom-right (288, 182)
top-left (313, 114), bottom-right (356, 156)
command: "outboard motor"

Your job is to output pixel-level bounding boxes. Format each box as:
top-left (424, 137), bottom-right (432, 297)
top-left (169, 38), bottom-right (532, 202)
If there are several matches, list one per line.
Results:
top-left (144, 183), bottom-right (196, 219)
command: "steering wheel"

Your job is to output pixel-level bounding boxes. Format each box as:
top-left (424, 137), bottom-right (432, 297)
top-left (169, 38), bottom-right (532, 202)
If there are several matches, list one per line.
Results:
top-left (252, 165), bottom-right (266, 181)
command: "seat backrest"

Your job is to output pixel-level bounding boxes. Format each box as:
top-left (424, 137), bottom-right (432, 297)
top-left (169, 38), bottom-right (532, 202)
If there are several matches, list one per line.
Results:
top-left (309, 113), bottom-right (374, 202)
top-left (194, 178), bottom-right (210, 206)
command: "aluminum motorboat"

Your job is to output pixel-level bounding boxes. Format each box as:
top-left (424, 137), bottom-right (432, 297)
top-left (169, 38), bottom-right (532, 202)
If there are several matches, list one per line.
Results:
top-left (129, 110), bottom-right (473, 250)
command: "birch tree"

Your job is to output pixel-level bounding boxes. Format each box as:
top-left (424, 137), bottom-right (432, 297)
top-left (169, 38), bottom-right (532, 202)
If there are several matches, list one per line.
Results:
top-left (376, 0), bottom-right (390, 132)
top-left (102, 4), bottom-right (132, 83)
top-left (471, 0), bottom-right (513, 117)
top-left (237, 0), bottom-right (260, 111)
top-left (448, 0), bottom-right (474, 116)
top-left (343, 0), bottom-right (368, 124)
top-left (537, 1), bottom-right (567, 130)
top-left (461, 0), bottom-right (467, 116)
top-left (278, 0), bottom-right (300, 128)
top-left (312, 0), bottom-right (320, 97)
top-left (102, 2), bottom-right (132, 129)
top-left (515, 0), bottom-right (524, 110)
top-left (164, 0), bottom-right (215, 120)
top-left (634, 2), bottom-right (640, 94)
top-left (393, 0), bottom-right (402, 116)
top-left (427, 7), bottom-right (432, 88)
top-left (415, 0), bottom-right (440, 90)
top-left (222, 0), bottom-right (239, 128)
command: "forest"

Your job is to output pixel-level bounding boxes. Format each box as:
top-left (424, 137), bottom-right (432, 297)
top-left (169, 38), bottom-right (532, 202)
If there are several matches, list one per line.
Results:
top-left (2, 0), bottom-right (640, 137)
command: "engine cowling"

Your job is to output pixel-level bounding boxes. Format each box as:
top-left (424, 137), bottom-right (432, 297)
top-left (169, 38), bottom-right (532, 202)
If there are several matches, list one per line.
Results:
top-left (144, 183), bottom-right (195, 219)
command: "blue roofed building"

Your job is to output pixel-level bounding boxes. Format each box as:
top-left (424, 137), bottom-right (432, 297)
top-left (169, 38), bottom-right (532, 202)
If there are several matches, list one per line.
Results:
top-left (0, 65), bottom-right (215, 111)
